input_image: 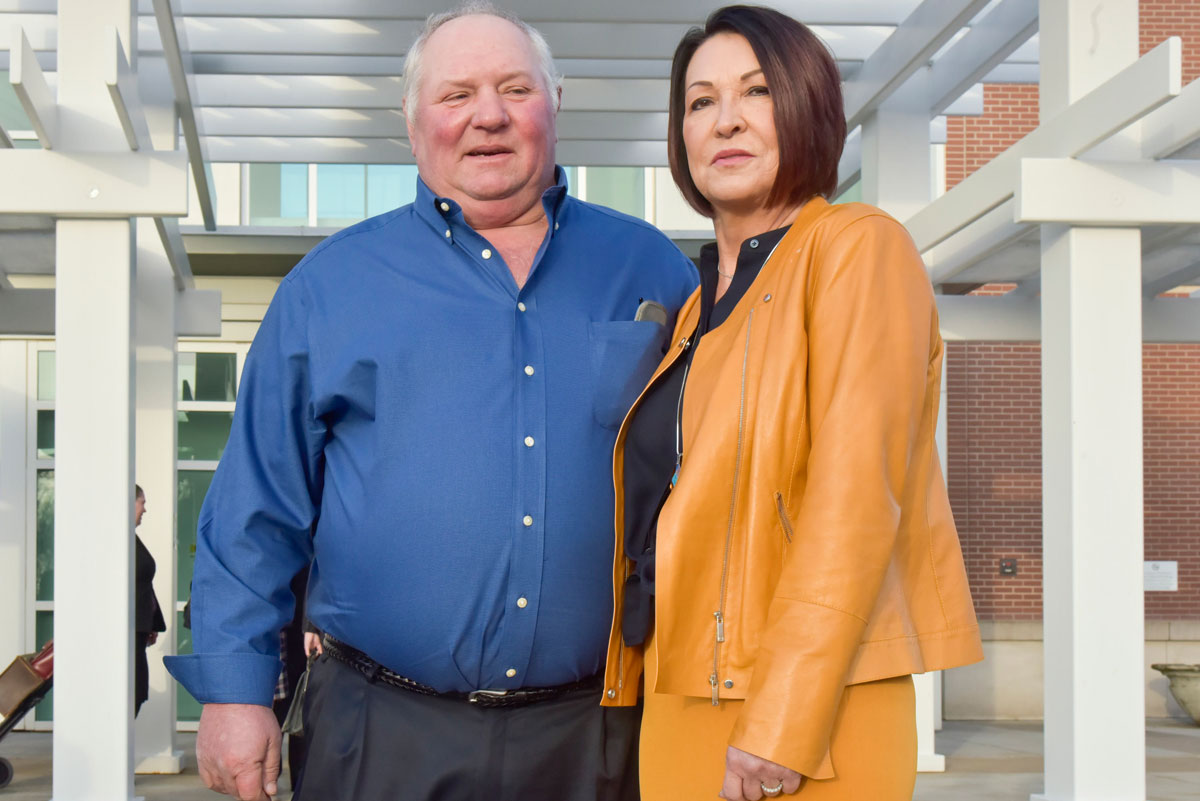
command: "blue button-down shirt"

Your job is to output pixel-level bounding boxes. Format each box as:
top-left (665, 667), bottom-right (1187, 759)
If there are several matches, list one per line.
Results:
top-left (165, 170), bottom-right (698, 704)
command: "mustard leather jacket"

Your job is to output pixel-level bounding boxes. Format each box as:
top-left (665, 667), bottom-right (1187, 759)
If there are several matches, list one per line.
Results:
top-left (600, 198), bottom-right (983, 777)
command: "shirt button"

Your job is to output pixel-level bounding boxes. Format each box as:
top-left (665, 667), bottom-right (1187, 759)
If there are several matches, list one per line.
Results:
top-left (444, 229), bottom-right (451, 238)
top-left (506, 668), bottom-right (517, 678)
top-left (517, 301), bottom-right (527, 312)
top-left (482, 248), bottom-right (493, 259)
top-left (439, 202), bottom-right (450, 212)
top-left (554, 222), bottom-right (559, 231)
top-left (750, 239), bottom-right (759, 248)
top-left (522, 515), bottom-right (533, 527)
top-left (516, 597), bottom-right (528, 608)
top-left (524, 436), bottom-right (535, 447)
top-left (524, 365), bottom-right (534, 376)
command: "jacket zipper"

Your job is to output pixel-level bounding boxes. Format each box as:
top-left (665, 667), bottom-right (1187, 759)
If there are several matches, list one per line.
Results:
top-left (711, 309), bottom-right (753, 705)
top-left (774, 492), bottom-right (794, 543)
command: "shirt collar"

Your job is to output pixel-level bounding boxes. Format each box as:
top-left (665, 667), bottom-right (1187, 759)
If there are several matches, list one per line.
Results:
top-left (414, 167), bottom-right (570, 242)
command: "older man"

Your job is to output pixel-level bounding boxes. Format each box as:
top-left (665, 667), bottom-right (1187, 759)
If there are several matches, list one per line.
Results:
top-left (164, 4), bottom-right (697, 800)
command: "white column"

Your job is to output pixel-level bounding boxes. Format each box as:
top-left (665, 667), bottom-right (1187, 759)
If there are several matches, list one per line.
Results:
top-left (0, 342), bottom-right (28, 671)
top-left (53, 1), bottom-right (138, 799)
top-left (1035, 2), bottom-right (1146, 800)
top-left (133, 218), bottom-right (182, 774)
top-left (861, 105), bottom-right (946, 773)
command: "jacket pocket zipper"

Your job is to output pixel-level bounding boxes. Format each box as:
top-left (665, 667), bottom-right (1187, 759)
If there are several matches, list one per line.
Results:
top-left (774, 492), bottom-right (794, 543)
top-left (711, 309), bottom-right (753, 705)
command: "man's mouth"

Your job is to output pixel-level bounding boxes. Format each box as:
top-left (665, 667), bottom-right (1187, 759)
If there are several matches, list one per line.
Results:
top-left (467, 146), bottom-right (513, 158)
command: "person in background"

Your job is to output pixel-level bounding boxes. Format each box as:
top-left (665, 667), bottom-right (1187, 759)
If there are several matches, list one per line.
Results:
top-left (602, 6), bottom-right (983, 800)
top-left (164, 2), bottom-right (698, 799)
top-left (134, 484), bottom-right (166, 717)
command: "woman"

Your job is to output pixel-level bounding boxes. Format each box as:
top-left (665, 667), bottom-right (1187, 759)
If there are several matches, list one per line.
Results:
top-left (134, 484), bottom-right (167, 716)
top-left (600, 6), bottom-right (982, 800)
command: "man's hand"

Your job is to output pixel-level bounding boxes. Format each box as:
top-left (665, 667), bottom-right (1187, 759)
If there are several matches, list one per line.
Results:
top-left (197, 703), bottom-right (282, 800)
top-left (720, 745), bottom-right (804, 800)
top-left (303, 631), bottom-right (323, 657)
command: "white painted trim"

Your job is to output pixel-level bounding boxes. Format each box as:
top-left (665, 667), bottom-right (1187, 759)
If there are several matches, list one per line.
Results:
top-left (9, 26), bottom-right (56, 149)
top-left (1015, 158), bottom-right (1200, 226)
top-left (0, 150), bottom-right (189, 217)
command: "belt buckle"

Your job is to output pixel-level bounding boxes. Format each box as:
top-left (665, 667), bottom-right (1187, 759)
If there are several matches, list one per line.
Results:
top-left (467, 689), bottom-right (509, 704)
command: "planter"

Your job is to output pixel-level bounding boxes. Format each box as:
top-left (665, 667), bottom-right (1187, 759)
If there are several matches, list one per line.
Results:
top-left (1151, 663), bottom-right (1200, 724)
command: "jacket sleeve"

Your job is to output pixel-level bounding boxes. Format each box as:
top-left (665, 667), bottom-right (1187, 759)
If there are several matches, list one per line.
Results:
top-left (728, 213), bottom-right (937, 776)
top-left (164, 275), bottom-right (325, 706)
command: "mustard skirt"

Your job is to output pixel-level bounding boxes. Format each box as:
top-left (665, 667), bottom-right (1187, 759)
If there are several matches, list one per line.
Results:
top-left (640, 629), bottom-right (917, 801)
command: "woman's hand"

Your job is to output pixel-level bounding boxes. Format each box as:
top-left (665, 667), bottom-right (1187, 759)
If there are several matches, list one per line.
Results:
top-left (303, 631), bottom-right (323, 657)
top-left (720, 746), bottom-right (803, 800)
top-left (146, 632), bottom-right (158, 646)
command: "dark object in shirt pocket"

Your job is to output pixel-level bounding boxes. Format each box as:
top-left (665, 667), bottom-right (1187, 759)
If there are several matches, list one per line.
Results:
top-left (589, 320), bottom-right (667, 430)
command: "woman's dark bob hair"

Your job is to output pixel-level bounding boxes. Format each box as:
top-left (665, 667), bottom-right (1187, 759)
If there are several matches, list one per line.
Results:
top-left (668, 5), bottom-right (846, 217)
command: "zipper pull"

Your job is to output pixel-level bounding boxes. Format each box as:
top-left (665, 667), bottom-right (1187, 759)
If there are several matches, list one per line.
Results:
top-left (714, 610), bottom-right (725, 643)
top-left (710, 672), bottom-right (720, 705)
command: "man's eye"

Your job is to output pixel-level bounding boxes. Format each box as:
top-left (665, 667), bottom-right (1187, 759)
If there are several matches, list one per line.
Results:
top-left (444, 93), bottom-right (468, 103)
top-left (506, 86), bottom-right (531, 95)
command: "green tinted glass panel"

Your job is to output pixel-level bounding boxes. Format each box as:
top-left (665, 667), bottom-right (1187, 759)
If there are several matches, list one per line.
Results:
top-left (37, 351), bottom-right (55, 401)
top-left (585, 167), bottom-right (644, 218)
top-left (834, 180), bottom-right (862, 204)
top-left (317, 164), bottom-right (366, 226)
top-left (562, 167), bottom-right (579, 198)
top-left (176, 610), bottom-right (202, 722)
top-left (36, 470), bottom-right (54, 601)
top-left (0, 70), bottom-right (33, 131)
top-left (177, 470), bottom-right (216, 602)
top-left (178, 412), bottom-right (234, 461)
top-left (178, 352), bottom-right (237, 402)
top-left (366, 164), bottom-right (417, 216)
top-left (36, 410), bottom-right (54, 459)
top-left (34, 610), bottom-right (53, 720)
top-left (249, 163), bottom-right (308, 226)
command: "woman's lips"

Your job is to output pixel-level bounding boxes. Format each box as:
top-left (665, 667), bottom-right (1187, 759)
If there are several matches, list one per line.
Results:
top-left (712, 149), bottom-right (752, 166)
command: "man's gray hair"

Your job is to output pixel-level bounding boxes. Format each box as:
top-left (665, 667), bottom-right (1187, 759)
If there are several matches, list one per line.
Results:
top-left (402, 1), bottom-right (562, 119)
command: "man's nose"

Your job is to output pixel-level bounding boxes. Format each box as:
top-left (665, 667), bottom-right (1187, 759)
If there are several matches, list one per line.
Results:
top-left (472, 90), bottom-right (509, 129)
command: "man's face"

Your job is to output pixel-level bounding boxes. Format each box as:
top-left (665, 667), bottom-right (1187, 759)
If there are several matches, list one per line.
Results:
top-left (406, 15), bottom-right (559, 213)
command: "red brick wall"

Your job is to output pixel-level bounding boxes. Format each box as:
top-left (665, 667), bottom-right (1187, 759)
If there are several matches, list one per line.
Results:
top-left (942, 1), bottom-right (1200, 622)
top-left (946, 342), bottom-right (1200, 621)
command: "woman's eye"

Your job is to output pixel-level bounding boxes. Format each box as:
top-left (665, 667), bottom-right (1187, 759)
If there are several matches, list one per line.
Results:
top-left (748, 85), bottom-right (770, 96)
top-left (689, 97), bottom-right (713, 111)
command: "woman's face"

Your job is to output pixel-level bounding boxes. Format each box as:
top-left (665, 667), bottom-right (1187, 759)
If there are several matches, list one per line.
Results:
top-left (682, 33), bottom-right (780, 216)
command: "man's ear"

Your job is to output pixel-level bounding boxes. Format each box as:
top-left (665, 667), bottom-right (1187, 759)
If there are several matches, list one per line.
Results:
top-left (403, 101), bottom-right (417, 159)
top-left (555, 85), bottom-right (562, 114)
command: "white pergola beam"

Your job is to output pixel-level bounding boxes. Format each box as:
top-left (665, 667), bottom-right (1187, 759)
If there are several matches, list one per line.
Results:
top-left (916, 0), bottom-right (1038, 117)
top-left (906, 36), bottom-right (1182, 253)
top-left (924, 199), bottom-right (1032, 283)
top-left (1140, 76), bottom-right (1200, 160)
top-left (145, 0), bottom-right (924, 25)
top-left (1016, 158), bottom-right (1200, 226)
top-left (0, 150), bottom-right (188, 216)
top-left (0, 286), bottom-right (221, 335)
top-left (936, 295), bottom-right (1200, 343)
top-left (154, 215), bottom-right (194, 290)
top-left (0, 121), bottom-right (11, 148)
top-left (153, 0), bottom-right (216, 230)
top-left (1143, 259), bottom-right (1200, 298)
top-left (843, 0), bottom-right (990, 131)
top-left (9, 26), bottom-right (56, 148)
top-left (104, 26), bottom-right (153, 151)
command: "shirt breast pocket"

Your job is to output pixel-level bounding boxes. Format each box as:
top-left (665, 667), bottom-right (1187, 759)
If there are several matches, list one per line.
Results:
top-left (589, 320), bottom-right (666, 430)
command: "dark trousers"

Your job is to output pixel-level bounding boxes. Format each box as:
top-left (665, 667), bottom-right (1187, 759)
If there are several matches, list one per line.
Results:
top-left (134, 633), bottom-right (150, 716)
top-left (296, 653), bottom-right (641, 801)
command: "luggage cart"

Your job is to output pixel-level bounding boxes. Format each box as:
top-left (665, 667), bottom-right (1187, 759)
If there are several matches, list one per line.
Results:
top-left (0, 641), bottom-right (53, 789)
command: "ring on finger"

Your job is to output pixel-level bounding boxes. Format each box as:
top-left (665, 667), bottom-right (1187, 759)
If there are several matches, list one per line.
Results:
top-left (761, 780), bottom-right (785, 797)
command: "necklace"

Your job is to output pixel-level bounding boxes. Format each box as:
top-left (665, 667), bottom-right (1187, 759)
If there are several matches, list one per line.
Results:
top-left (716, 266), bottom-right (735, 279)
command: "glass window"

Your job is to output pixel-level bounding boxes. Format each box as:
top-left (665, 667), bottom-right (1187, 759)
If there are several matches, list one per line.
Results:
top-left (585, 167), bottom-right (645, 218)
top-left (36, 469), bottom-right (54, 602)
top-left (178, 352), bottom-right (237, 402)
top-left (36, 410), bottom-right (54, 459)
top-left (367, 164), bottom-right (417, 216)
top-left (176, 610), bottom-right (202, 722)
top-left (561, 166), bottom-right (580, 198)
top-left (317, 164), bottom-right (366, 226)
top-left (34, 610), bottom-right (53, 721)
top-left (178, 412), bottom-right (234, 461)
top-left (0, 71), bottom-right (33, 132)
top-left (248, 163), bottom-right (308, 226)
top-left (834, 180), bottom-right (862, 204)
top-left (177, 470), bottom-right (216, 602)
top-left (37, 351), bottom-right (55, 401)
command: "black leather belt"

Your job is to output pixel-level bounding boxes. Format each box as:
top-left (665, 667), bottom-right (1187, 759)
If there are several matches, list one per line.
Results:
top-left (322, 634), bottom-right (602, 709)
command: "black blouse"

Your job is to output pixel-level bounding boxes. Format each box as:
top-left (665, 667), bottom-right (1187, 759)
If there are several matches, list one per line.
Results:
top-left (620, 226), bottom-right (789, 646)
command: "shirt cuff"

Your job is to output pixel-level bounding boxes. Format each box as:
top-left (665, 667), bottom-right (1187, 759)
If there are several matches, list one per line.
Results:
top-left (164, 652), bottom-right (282, 706)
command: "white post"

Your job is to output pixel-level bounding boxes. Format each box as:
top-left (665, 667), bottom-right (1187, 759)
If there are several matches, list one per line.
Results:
top-left (133, 217), bottom-right (182, 774)
top-left (861, 105), bottom-right (946, 773)
top-left (53, 1), bottom-right (138, 799)
top-left (0, 342), bottom-right (28, 671)
top-left (1035, 2), bottom-right (1146, 800)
